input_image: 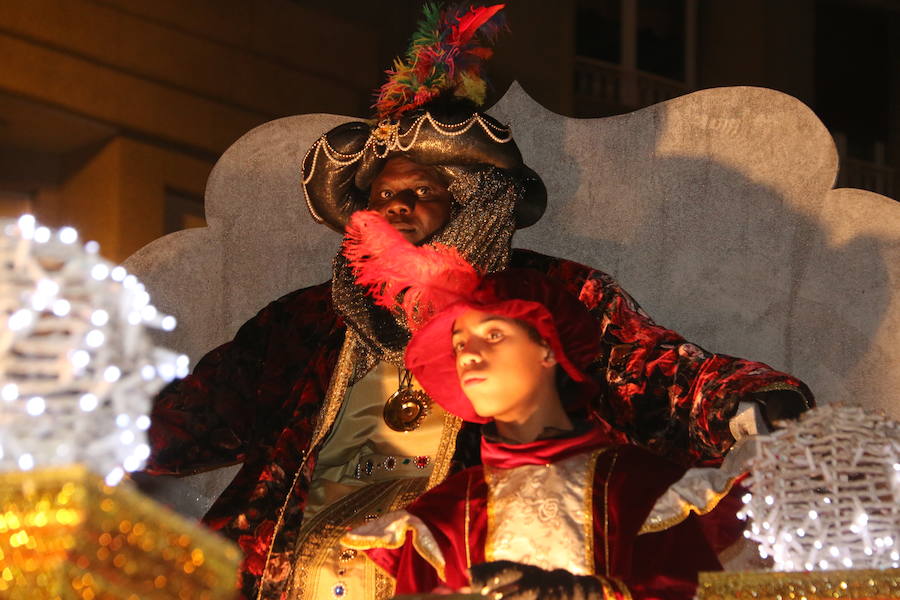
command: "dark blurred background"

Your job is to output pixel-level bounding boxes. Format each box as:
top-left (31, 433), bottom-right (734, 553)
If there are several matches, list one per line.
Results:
top-left (0, 0), bottom-right (896, 262)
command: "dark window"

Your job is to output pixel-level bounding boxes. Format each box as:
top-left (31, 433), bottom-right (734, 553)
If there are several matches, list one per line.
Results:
top-left (637, 0), bottom-right (685, 81)
top-left (576, 0), bottom-right (622, 63)
top-left (815, 0), bottom-right (889, 161)
top-left (164, 188), bottom-right (205, 234)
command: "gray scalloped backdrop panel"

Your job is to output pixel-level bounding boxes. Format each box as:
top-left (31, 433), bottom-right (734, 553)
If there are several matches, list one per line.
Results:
top-left (125, 84), bottom-right (899, 423)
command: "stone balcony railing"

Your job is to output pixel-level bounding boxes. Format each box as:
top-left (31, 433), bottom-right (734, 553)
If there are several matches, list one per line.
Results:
top-left (833, 133), bottom-right (896, 199)
top-left (838, 158), bottom-right (895, 199)
top-left (573, 63), bottom-right (898, 201)
top-left (574, 56), bottom-right (688, 115)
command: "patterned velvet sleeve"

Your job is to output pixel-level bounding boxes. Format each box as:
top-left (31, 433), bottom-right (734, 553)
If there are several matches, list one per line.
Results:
top-left (510, 250), bottom-right (814, 466)
top-left (145, 281), bottom-right (339, 475)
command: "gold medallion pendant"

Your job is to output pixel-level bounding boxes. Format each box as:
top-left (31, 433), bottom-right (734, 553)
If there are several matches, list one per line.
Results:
top-left (383, 369), bottom-right (431, 432)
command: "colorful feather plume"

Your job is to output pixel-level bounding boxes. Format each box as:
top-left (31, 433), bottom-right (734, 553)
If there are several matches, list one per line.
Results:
top-left (342, 211), bottom-right (481, 329)
top-left (374, 3), bottom-right (507, 121)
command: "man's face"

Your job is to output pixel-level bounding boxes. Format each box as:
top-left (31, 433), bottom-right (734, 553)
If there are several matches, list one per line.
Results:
top-left (367, 157), bottom-right (453, 244)
top-left (451, 310), bottom-right (557, 422)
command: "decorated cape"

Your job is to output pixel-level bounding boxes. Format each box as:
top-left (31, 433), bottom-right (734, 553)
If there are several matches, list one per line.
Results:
top-left (146, 249), bottom-right (811, 599)
top-left (344, 426), bottom-right (744, 600)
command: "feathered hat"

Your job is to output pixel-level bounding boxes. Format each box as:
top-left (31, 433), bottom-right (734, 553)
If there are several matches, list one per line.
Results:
top-left (343, 211), bottom-right (599, 423)
top-left (302, 3), bottom-right (547, 233)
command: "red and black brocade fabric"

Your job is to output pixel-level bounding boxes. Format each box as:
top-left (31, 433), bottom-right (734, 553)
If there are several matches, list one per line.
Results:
top-left (145, 249), bottom-right (810, 599)
top-left (146, 281), bottom-right (346, 597)
top-left (508, 249), bottom-right (813, 467)
top-left (366, 446), bottom-right (727, 600)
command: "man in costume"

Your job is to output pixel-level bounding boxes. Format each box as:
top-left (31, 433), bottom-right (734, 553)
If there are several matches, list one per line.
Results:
top-left (145, 4), bottom-right (811, 599)
top-left (341, 210), bottom-right (745, 600)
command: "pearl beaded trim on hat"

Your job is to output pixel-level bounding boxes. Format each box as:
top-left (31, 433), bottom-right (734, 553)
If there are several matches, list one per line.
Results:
top-left (302, 112), bottom-right (513, 224)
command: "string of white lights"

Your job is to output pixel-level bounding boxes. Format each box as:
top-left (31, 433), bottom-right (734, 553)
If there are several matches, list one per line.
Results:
top-left (0, 215), bottom-right (188, 485)
top-left (739, 403), bottom-right (900, 571)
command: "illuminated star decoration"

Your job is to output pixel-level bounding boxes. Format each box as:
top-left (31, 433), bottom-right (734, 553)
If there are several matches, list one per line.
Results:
top-left (0, 215), bottom-right (187, 486)
top-left (739, 403), bottom-right (900, 571)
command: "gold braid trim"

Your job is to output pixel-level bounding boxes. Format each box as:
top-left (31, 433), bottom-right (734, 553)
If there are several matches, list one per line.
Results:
top-left (602, 450), bottom-right (619, 576)
top-left (638, 472), bottom-right (740, 535)
top-left (374, 478), bottom-right (431, 600)
top-left (367, 552), bottom-right (399, 600)
top-left (342, 512), bottom-right (447, 582)
top-left (584, 448), bottom-right (609, 575)
top-left (427, 411), bottom-right (463, 490)
top-left (258, 331), bottom-right (359, 600)
top-left (464, 471), bottom-right (473, 571)
top-left (610, 575), bottom-right (634, 600)
top-left (286, 478), bottom-right (412, 599)
top-left (697, 568), bottom-right (900, 599)
top-left (752, 382), bottom-right (812, 410)
top-left (592, 575), bottom-right (634, 600)
top-left (483, 465), bottom-right (496, 563)
top-left (309, 332), bottom-right (362, 451)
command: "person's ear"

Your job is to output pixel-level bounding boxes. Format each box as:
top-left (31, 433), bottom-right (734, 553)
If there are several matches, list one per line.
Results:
top-left (540, 344), bottom-right (557, 368)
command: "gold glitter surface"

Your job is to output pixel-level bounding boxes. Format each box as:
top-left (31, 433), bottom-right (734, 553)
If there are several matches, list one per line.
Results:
top-left (0, 466), bottom-right (241, 599)
top-left (698, 568), bottom-right (900, 599)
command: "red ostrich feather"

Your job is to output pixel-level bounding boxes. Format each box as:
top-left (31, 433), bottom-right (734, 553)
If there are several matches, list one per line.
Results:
top-left (342, 211), bottom-right (481, 330)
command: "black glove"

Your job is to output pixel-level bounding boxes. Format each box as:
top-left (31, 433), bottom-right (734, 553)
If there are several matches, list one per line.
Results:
top-left (751, 389), bottom-right (810, 430)
top-left (469, 560), bottom-right (607, 600)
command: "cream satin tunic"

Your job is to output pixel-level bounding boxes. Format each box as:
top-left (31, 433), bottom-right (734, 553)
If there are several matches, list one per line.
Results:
top-left (288, 360), bottom-right (447, 600)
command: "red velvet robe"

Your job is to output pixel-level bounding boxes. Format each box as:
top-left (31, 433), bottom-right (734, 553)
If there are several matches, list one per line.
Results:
top-left (146, 249), bottom-right (811, 599)
top-left (358, 428), bottom-right (744, 600)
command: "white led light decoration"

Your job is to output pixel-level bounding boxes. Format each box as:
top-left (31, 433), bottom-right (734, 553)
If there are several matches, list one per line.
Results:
top-left (741, 403), bottom-right (900, 571)
top-left (0, 216), bottom-right (188, 484)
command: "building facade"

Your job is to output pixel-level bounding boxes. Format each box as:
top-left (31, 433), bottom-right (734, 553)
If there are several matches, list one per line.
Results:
top-left (0, 0), bottom-right (896, 262)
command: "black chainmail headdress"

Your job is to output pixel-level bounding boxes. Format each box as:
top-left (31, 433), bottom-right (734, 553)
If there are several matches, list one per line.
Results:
top-left (332, 166), bottom-right (521, 379)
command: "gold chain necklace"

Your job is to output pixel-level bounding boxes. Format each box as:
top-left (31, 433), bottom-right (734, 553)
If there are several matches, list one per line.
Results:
top-left (382, 368), bottom-right (431, 432)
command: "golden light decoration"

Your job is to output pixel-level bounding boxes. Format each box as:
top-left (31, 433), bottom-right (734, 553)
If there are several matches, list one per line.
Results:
top-left (698, 568), bottom-right (900, 599)
top-left (0, 465), bottom-right (240, 599)
top-left (0, 218), bottom-right (240, 598)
